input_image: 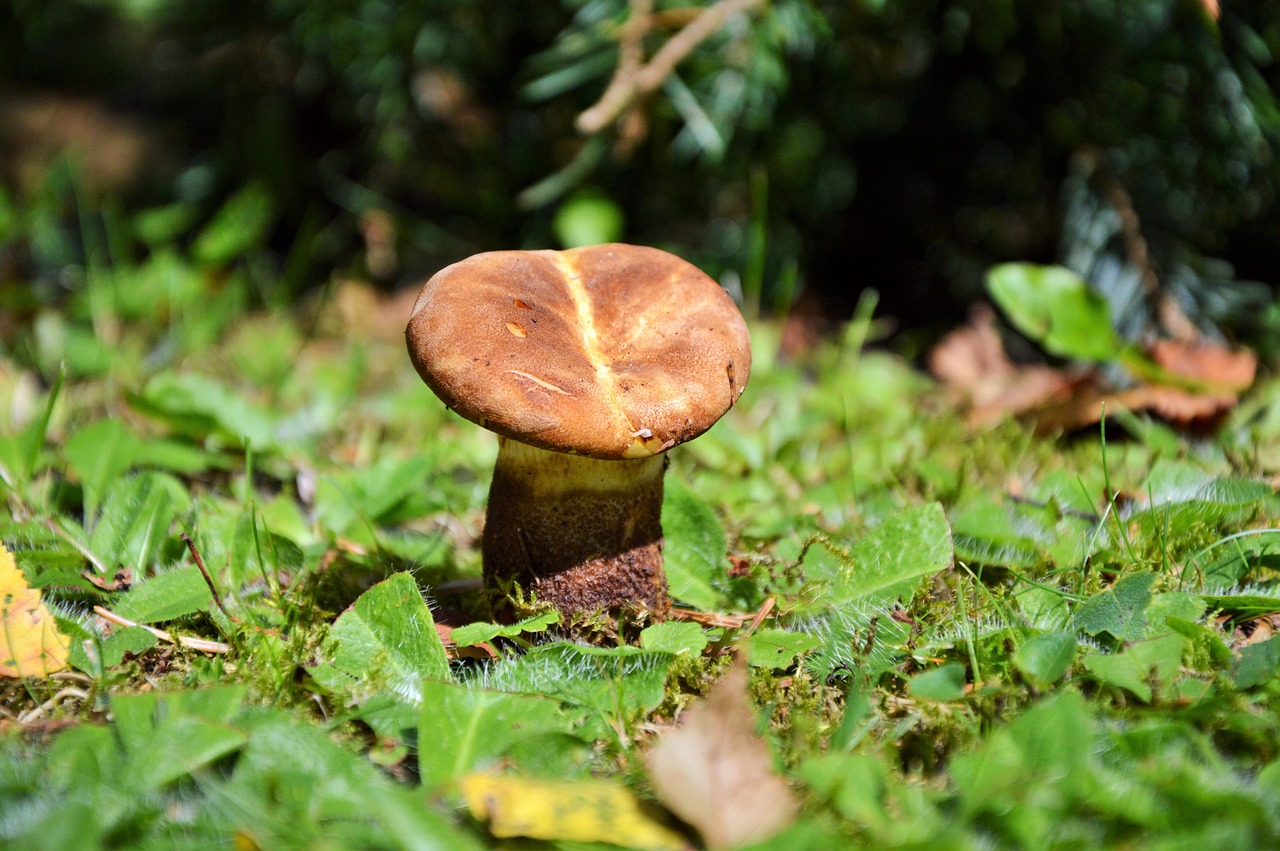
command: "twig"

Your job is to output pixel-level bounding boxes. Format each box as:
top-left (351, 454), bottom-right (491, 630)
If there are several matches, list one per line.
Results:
top-left (704, 595), bottom-right (777, 658)
top-left (181, 532), bottom-right (239, 623)
top-left (577, 0), bottom-right (767, 134)
top-left (93, 605), bottom-right (230, 654)
top-left (578, 0), bottom-right (653, 136)
top-left (50, 671), bottom-right (93, 684)
top-left (742, 595), bottom-right (776, 635)
top-left (17, 687), bottom-right (90, 724)
top-left (669, 607), bottom-right (753, 629)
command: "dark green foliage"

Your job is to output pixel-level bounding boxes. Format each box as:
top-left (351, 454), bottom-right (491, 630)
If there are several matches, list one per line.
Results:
top-left (2, 1), bottom-right (1275, 340)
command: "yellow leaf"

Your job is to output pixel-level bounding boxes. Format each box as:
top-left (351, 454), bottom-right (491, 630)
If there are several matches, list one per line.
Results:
top-left (1, 541), bottom-right (70, 678)
top-left (459, 773), bottom-right (686, 850)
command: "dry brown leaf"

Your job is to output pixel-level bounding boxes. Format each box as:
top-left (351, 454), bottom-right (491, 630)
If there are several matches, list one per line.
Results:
top-left (0, 91), bottom-right (161, 193)
top-left (1032, 384), bottom-right (1240, 434)
top-left (928, 304), bottom-right (1015, 391)
top-left (928, 305), bottom-right (1081, 427)
top-left (932, 306), bottom-right (1257, 433)
top-left (644, 653), bottom-right (798, 849)
top-left (1119, 385), bottom-right (1238, 426)
top-left (1229, 614), bottom-right (1279, 650)
top-left (1148, 338), bottom-right (1256, 393)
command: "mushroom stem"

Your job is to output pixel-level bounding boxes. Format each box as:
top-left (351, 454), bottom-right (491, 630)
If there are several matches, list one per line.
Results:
top-left (482, 437), bottom-right (669, 621)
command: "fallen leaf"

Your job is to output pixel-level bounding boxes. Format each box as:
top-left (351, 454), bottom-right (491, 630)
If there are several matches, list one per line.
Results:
top-left (932, 305), bottom-right (1257, 432)
top-left (1032, 385), bottom-right (1240, 434)
top-left (459, 773), bottom-right (685, 850)
top-left (1148, 338), bottom-right (1256, 394)
top-left (1229, 614), bottom-right (1279, 650)
top-left (82, 567), bottom-right (133, 593)
top-left (1, 541), bottom-right (71, 678)
top-left (644, 654), bottom-right (798, 848)
top-left (928, 305), bottom-right (1082, 427)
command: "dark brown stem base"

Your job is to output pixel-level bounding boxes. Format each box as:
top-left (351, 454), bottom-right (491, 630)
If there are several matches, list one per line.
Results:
top-left (481, 439), bottom-right (669, 622)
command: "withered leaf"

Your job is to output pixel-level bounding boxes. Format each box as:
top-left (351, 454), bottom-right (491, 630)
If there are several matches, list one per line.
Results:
top-left (644, 654), bottom-right (798, 849)
top-left (928, 305), bottom-right (1081, 427)
top-left (1148, 338), bottom-right (1256, 393)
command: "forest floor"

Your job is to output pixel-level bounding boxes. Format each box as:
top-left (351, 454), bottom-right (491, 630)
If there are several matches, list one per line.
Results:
top-left (2, 267), bottom-right (1280, 849)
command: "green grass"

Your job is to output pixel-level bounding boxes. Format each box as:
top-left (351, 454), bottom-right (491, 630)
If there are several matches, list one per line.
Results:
top-left (2, 247), bottom-right (1280, 848)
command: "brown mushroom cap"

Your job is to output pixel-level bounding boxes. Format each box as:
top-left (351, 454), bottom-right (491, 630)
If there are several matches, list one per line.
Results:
top-left (406, 244), bottom-right (751, 460)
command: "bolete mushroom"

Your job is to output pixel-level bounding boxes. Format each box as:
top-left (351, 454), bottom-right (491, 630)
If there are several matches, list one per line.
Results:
top-left (406, 244), bottom-right (750, 621)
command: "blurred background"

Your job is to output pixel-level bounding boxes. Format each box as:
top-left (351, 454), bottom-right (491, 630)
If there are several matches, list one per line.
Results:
top-left (1, 0), bottom-right (1278, 366)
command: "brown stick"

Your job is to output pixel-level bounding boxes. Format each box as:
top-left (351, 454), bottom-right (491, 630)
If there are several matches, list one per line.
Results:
top-left (577, 0), bottom-right (653, 136)
top-left (576, 0), bottom-right (767, 135)
top-left (94, 606), bottom-right (231, 654)
top-left (181, 532), bottom-right (239, 624)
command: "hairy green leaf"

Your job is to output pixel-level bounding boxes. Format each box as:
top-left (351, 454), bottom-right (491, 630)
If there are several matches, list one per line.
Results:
top-left (662, 479), bottom-right (729, 611)
top-left (309, 572), bottom-right (450, 702)
top-left (113, 565), bottom-right (213, 624)
top-left (1073, 571), bottom-right (1157, 641)
top-left (417, 681), bottom-right (582, 787)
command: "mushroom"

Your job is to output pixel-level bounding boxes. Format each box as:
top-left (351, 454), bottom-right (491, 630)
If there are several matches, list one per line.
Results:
top-left (406, 244), bottom-right (750, 620)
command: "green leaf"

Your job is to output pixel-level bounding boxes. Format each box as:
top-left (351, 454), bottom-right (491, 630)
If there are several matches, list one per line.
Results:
top-left (110, 687), bottom-right (249, 792)
top-left (1143, 460), bottom-right (1272, 508)
top-left (1073, 571), bottom-right (1157, 641)
top-left (133, 200), bottom-right (200, 246)
top-left (1165, 617), bottom-right (1232, 669)
top-left (1014, 631), bottom-right (1077, 688)
top-left (484, 643), bottom-right (673, 735)
top-left (314, 455), bottom-right (438, 533)
top-left (1195, 530), bottom-right (1280, 586)
top-left (193, 181), bottom-right (275, 265)
top-left (951, 501), bottom-right (1043, 569)
top-left (91, 625), bottom-right (159, 669)
top-left (805, 503), bottom-right (953, 607)
top-left (1081, 633), bottom-right (1185, 703)
top-left (1197, 593), bottom-right (1280, 618)
top-left (63, 420), bottom-right (140, 523)
top-left (986, 263), bottom-right (1122, 360)
top-left (131, 371), bottom-right (280, 450)
top-left (89, 472), bottom-right (186, 569)
top-left (309, 572), bottom-right (450, 702)
top-left (416, 680), bottom-right (582, 787)
top-left (908, 662), bottom-right (967, 701)
top-left (450, 611), bottom-right (561, 647)
top-left (113, 565), bottom-right (213, 624)
top-left (552, 188), bottom-right (625, 248)
top-left (953, 691), bottom-right (1093, 816)
top-left (662, 479), bottom-right (729, 610)
top-left (0, 366), bottom-right (63, 491)
top-left (1145, 592), bottom-right (1206, 629)
top-left (747, 628), bottom-right (822, 669)
top-left (1232, 635), bottom-right (1280, 690)
top-left (639, 621), bottom-right (709, 656)
top-left (800, 753), bottom-right (888, 829)
top-left (230, 714), bottom-right (484, 850)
